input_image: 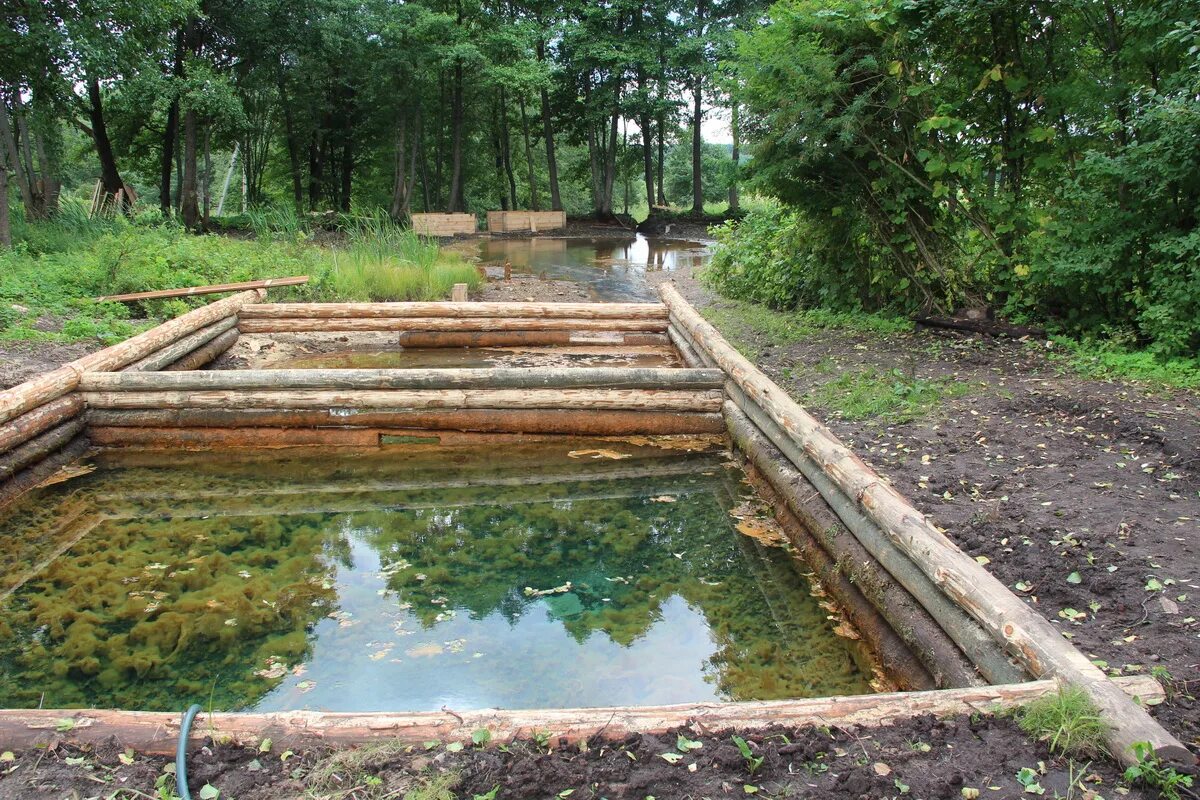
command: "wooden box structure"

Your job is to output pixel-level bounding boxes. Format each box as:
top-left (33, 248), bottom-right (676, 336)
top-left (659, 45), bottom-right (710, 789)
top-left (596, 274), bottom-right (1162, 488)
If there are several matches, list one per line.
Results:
top-left (486, 210), bottom-right (567, 233)
top-left (0, 288), bottom-right (1190, 768)
top-left (411, 213), bottom-right (477, 237)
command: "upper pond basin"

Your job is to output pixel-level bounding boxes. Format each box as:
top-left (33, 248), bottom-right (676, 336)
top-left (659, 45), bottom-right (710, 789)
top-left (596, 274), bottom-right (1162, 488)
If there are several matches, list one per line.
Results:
top-left (0, 439), bottom-right (873, 713)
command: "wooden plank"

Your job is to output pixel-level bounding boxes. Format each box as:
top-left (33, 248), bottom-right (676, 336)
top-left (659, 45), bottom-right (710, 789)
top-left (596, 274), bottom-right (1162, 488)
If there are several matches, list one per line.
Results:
top-left (661, 282), bottom-right (1193, 766)
top-left (123, 317), bottom-right (238, 372)
top-left (80, 388), bottom-right (726, 413)
top-left (79, 367), bottom-right (727, 392)
top-left (0, 676), bottom-right (1163, 755)
top-left (85, 408), bottom-right (728, 435)
top-left (239, 302), bottom-right (667, 319)
top-left (0, 395), bottom-right (84, 455)
top-left (239, 317), bottom-right (668, 333)
top-left (96, 276), bottom-right (308, 303)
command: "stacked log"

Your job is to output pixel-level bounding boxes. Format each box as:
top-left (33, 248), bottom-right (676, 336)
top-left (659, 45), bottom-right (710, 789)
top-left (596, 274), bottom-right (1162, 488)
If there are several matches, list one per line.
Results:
top-left (660, 282), bottom-right (1191, 767)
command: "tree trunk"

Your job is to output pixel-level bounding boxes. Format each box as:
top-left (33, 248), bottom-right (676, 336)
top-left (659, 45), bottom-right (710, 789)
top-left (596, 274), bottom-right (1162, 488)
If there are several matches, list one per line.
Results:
top-left (603, 86), bottom-right (619, 216)
top-left (201, 125), bottom-right (212, 226)
top-left (308, 129), bottom-right (323, 211)
top-left (499, 89), bottom-right (517, 209)
top-left (0, 161), bottom-right (10, 247)
top-left (339, 134), bottom-right (352, 213)
top-left (492, 98), bottom-right (507, 209)
top-left (447, 64), bottom-right (466, 212)
top-left (180, 108), bottom-right (199, 228)
top-left (656, 111), bottom-right (666, 205)
top-left (518, 94), bottom-right (540, 211)
top-left (278, 81), bottom-right (304, 211)
top-left (0, 106), bottom-right (35, 216)
top-left (160, 31), bottom-right (183, 216)
top-left (389, 114), bottom-right (410, 221)
top-left (729, 98), bottom-right (740, 212)
top-left (87, 77), bottom-right (129, 213)
top-left (536, 39), bottom-right (562, 212)
top-left (690, 75), bottom-right (703, 215)
top-left (216, 142), bottom-right (239, 216)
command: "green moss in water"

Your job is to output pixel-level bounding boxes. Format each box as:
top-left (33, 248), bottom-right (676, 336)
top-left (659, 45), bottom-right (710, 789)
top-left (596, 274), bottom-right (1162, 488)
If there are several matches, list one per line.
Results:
top-left (0, 441), bottom-right (874, 712)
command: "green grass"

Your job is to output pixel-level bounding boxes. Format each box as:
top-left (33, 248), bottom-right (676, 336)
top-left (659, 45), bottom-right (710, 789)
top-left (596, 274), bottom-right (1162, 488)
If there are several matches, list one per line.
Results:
top-left (1047, 336), bottom-right (1200, 391)
top-left (0, 201), bottom-right (480, 345)
top-left (701, 300), bottom-right (910, 359)
top-left (802, 368), bottom-right (972, 423)
top-left (1016, 687), bottom-right (1109, 758)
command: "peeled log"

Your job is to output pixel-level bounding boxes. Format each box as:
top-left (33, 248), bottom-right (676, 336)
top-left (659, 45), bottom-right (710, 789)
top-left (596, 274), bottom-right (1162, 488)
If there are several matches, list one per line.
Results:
top-left (661, 282), bottom-right (1192, 767)
top-left (395, 331), bottom-right (669, 347)
top-left (237, 317), bottom-right (668, 333)
top-left (163, 328), bottom-right (239, 371)
top-left (124, 317), bottom-right (237, 372)
top-left (0, 676), bottom-right (1163, 755)
top-left (70, 290), bottom-right (262, 373)
top-left (0, 395), bottom-right (84, 455)
top-left (0, 366), bottom-right (82, 426)
top-left (85, 408), bottom-right (728, 436)
top-left (240, 301), bottom-right (667, 319)
top-left (80, 367), bottom-right (726, 392)
top-left (0, 435), bottom-right (90, 511)
top-left (81, 388), bottom-right (725, 413)
top-left (0, 418), bottom-right (87, 480)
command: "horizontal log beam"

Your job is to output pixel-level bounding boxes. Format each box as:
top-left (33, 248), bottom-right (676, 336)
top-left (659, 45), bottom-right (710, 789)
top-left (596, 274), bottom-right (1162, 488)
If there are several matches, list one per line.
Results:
top-left (80, 367), bottom-right (726, 392)
top-left (0, 435), bottom-right (91, 511)
top-left (237, 318), bottom-right (668, 333)
top-left (395, 331), bottom-right (670, 347)
top-left (123, 317), bottom-right (238, 372)
top-left (85, 408), bottom-right (728, 435)
top-left (96, 276), bottom-right (307, 303)
top-left (0, 366), bottom-right (82, 426)
top-left (0, 395), bottom-right (84, 456)
top-left (81, 389), bottom-right (725, 413)
top-left (0, 676), bottom-right (1163, 755)
top-left (0, 418), bottom-right (87, 480)
top-left (240, 301), bottom-right (666, 320)
top-left (660, 282), bottom-right (1193, 767)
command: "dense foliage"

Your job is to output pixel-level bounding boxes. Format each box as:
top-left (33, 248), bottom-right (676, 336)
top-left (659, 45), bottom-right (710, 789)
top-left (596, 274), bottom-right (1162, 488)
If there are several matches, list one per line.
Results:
top-left (707, 0), bottom-right (1200, 357)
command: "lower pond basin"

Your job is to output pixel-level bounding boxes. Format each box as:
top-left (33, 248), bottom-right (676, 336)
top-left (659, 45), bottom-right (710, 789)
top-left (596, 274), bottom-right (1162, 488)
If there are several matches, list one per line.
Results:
top-left (0, 439), bottom-right (874, 713)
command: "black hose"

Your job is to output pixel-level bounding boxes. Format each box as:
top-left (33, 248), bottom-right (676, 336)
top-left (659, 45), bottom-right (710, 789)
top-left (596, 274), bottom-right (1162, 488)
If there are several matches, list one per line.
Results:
top-left (176, 703), bottom-right (203, 800)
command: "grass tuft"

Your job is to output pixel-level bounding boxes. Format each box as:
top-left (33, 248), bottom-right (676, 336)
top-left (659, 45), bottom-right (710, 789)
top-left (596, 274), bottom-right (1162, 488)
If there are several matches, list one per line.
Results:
top-left (1017, 686), bottom-right (1109, 758)
top-left (802, 368), bottom-right (972, 423)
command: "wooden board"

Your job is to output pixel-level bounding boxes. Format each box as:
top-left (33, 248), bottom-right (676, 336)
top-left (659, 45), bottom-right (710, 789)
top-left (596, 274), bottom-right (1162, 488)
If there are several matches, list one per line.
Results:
top-left (96, 276), bottom-right (308, 303)
top-left (237, 317), bottom-right (669, 333)
top-left (240, 302), bottom-right (667, 319)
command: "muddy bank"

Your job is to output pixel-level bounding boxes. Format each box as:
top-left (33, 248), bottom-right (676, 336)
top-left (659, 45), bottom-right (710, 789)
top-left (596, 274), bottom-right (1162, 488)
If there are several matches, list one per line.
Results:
top-left (0, 718), bottom-right (1152, 800)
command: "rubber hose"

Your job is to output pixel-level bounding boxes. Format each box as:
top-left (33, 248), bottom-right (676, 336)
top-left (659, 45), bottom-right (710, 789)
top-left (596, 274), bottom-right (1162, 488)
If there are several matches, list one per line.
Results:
top-left (176, 703), bottom-right (203, 800)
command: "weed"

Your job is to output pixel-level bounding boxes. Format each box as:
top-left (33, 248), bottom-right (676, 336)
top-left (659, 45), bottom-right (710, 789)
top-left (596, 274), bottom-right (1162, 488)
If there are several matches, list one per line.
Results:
top-left (731, 735), bottom-right (764, 776)
top-left (802, 368), bottom-right (971, 423)
top-left (1124, 742), bottom-right (1194, 800)
top-left (1046, 337), bottom-right (1200, 391)
top-left (1017, 687), bottom-right (1109, 758)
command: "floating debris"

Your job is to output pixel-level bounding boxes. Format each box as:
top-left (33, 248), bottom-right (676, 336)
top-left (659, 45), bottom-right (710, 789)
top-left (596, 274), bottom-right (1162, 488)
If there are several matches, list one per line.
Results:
top-left (567, 449), bottom-right (631, 460)
top-left (524, 582), bottom-right (573, 598)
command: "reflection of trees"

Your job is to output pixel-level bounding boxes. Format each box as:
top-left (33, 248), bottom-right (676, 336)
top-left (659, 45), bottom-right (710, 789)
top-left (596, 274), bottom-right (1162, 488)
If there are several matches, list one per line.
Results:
top-left (357, 475), bottom-right (872, 701)
top-left (0, 514), bottom-right (339, 711)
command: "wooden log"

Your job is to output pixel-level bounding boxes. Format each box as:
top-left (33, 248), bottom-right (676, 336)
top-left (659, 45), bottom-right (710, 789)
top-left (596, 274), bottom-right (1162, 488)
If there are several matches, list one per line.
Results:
top-left (240, 302), bottom-right (667, 319)
top-left (669, 324), bottom-right (716, 369)
top-left (395, 331), bottom-right (670, 347)
top-left (451, 283), bottom-right (469, 302)
top-left (660, 282), bottom-right (1192, 766)
top-left (237, 317), bottom-right (669, 333)
top-left (85, 408), bottom-right (728, 435)
top-left (0, 395), bottom-right (84, 455)
top-left (81, 388), bottom-right (725, 413)
top-left (0, 418), bottom-right (87, 480)
top-left (0, 366), bottom-right (82, 426)
top-left (0, 435), bottom-right (91, 511)
top-left (96, 276), bottom-right (308, 303)
top-left (123, 317), bottom-right (238, 372)
top-left (728, 403), bottom-right (993, 689)
top-left (80, 367), bottom-right (727, 392)
top-left (69, 290), bottom-right (262, 374)
top-left (0, 676), bottom-right (1163, 755)
top-left (89, 426), bottom-right (383, 449)
top-left (163, 328), bottom-right (239, 371)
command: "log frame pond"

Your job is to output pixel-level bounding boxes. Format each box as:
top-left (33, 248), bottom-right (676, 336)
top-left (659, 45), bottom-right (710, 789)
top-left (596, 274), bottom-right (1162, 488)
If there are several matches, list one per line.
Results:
top-left (0, 286), bottom-right (1188, 767)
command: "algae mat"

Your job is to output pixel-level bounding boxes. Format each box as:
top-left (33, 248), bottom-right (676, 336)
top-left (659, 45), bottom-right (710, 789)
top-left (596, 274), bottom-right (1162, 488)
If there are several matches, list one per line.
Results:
top-left (0, 440), bottom-right (873, 712)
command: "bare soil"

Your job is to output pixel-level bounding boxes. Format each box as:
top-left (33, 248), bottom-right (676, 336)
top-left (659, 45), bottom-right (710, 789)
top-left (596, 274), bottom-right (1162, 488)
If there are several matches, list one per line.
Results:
top-left (0, 718), bottom-right (1151, 799)
top-left (0, 339), bottom-right (99, 389)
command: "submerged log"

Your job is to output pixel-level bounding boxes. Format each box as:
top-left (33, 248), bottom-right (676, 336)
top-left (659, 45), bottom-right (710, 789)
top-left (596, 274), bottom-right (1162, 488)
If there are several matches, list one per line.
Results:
top-left (96, 276), bottom-right (308, 303)
top-left (70, 290), bottom-right (261, 373)
top-left (237, 317), bottom-right (669, 333)
top-left (0, 418), bottom-right (87, 480)
top-left (0, 435), bottom-right (90, 511)
top-left (80, 367), bottom-right (726, 392)
top-left (0, 395), bottom-right (84, 455)
top-left (80, 388), bottom-right (725, 413)
top-left (0, 676), bottom-right (1163, 755)
top-left (240, 301), bottom-right (667, 319)
top-left (163, 328), bottom-right (239, 371)
top-left (124, 317), bottom-right (238, 372)
top-left (661, 282), bottom-right (1193, 766)
top-left (0, 366), bottom-right (82, 426)
top-left (85, 408), bottom-right (728, 435)
top-left (728, 403), bottom-right (991, 689)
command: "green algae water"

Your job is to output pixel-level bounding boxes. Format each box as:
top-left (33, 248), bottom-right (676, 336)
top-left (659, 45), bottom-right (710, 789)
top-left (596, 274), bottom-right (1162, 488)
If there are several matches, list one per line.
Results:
top-left (0, 440), bottom-right (874, 712)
